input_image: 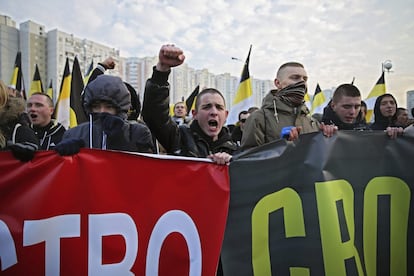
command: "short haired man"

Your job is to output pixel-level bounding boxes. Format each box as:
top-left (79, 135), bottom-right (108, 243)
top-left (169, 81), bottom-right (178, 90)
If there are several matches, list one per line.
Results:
top-left (142, 44), bottom-right (237, 165)
top-left (27, 92), bottom-right (65, 150)
top-left (321, 84), bottom-right (364, 130)
top-left (394, 107), bottom-right (409, 128)
top-left (172, 101), bottom-right (191, 125)
top-left (241, 62), bottom-right (336, 149)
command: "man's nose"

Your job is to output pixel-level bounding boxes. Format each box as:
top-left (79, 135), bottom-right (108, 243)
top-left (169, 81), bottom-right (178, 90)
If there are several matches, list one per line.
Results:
top-left (209, 108), bottom-right (218, 115)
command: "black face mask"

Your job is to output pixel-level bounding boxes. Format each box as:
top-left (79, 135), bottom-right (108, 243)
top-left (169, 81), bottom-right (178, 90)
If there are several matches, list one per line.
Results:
top-left (277, 81), bottom-right (307, 107)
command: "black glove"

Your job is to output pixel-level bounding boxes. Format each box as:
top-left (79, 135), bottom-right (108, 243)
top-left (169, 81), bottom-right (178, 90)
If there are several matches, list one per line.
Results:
top-left (8, 142), bottom-right (38, 162)
top-left (101, 113), bottom-right (125, 136)
top-left (55, 138), bottom-right (85, 156)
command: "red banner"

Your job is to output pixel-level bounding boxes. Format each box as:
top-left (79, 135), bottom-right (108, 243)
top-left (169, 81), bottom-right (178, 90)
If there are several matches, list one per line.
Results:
top-left (0, 149), bottom-right (230, 275)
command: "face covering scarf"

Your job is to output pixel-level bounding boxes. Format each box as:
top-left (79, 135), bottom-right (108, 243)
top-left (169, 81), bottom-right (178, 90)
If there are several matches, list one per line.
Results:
top-left (277, 81), bottom-right (307, 107)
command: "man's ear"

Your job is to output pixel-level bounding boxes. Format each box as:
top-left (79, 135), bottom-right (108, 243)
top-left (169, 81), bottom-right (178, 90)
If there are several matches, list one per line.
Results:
top-left (274, 78), bottom-right (281, 89)
top-left (192, 109), bottom-right (197, 119)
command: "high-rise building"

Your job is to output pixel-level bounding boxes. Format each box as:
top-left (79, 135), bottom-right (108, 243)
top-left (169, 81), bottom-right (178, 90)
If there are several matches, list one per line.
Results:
top-left (0, 16), bottom-right (120, 102)
top-left (19, 20), bottom-right (47, 94)
top-left (47, 29), bottom-right (120, 102)
top-left (0, 15), bottom-right (19, 85)
top-left (252, 78), bottom-right (273, 108)
top-left (215, 73), bottom-right (238, 108)
top-left (125, 56), bottom-right (157, 103)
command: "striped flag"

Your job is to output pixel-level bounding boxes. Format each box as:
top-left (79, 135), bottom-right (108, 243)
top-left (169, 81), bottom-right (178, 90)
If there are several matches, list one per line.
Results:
top-left (54, 58), bottom-right (71, 129)
top-left (185, 84), bottom-right (199, 116)
top-left (310, 83), bottom-right (326, 115)
top-left (169, 104), bottom-right (175, 116)
top-left (9, 51), bottom-right (26, 99)
top-left (227, 45), bottom-right (254, 125)
top-left (47, 79), bottom-right (54, 101)
top-left (364, 72), bottom-right (385, 123)
top-left (29, 64), bottom-right (44, 96)
top-left (83, 60), bottom-right (94, 84)
top-left (70, 56), bottom-right (87, 127)
top-left (304, 91), bottom-right (311, 110)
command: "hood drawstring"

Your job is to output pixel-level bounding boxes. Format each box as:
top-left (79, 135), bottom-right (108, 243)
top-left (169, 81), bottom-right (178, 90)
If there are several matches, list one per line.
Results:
top-left (39, 131), bottom-right (47, 149)
top-left (45, 136), bottom-right (51, 150)
top-left (89, 114), bottom-right (93, 148)
top-left (89, 113), bottom-right (108, 149)
top-left (273, 99), bottom-right (279, 123)
top-left (102, 133), bottom-right (107, 150)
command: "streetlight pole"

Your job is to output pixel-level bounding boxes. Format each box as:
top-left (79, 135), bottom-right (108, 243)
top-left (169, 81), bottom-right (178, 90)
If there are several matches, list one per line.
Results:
top-left (382, 60), bottom-right (392, 73)
top-left (381, 60), bottom-right (393, 95)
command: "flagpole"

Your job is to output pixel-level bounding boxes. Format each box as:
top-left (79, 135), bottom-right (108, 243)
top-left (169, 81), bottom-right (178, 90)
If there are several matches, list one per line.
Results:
top-left (227, 45), bottom-right (253, 125)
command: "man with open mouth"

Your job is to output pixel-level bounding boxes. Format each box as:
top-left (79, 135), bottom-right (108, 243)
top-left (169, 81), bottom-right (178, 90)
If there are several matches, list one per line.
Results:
top-left (27, 92), bottom-right (66, 150)
top-left (142, 44), bottom-right (238, 166)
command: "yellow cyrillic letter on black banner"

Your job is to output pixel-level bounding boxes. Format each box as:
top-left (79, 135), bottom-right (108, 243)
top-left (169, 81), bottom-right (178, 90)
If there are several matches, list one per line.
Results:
top-left (316, 180), bottom-right (364, 275)
top-left (364, 176), bottom-right (410, 276)
top-left (252, 187), bottom-right (308, 276)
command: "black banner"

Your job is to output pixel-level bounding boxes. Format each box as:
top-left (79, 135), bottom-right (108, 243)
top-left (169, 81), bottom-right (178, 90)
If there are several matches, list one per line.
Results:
top-left (222, 131), bottom-right (414, 275)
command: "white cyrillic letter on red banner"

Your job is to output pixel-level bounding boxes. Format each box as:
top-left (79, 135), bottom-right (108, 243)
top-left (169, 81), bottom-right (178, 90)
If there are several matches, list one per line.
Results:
top-left (146, 210), bottom-right (202, 276)
top-left (88, 213), bottom-right (138, 276)
top-left (23, 215), bottom-right (81, 276)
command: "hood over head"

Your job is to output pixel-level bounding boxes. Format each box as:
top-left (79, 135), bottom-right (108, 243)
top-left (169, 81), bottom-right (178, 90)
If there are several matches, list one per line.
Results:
top-left (373, 93), bottom-right (397, 124)
top-left (83, 75), bottom-right (130, 117)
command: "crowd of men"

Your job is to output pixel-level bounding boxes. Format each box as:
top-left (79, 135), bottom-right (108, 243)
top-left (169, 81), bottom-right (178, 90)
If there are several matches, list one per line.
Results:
top-left (2, 44), bottom-right (414, 164)
top-left (1, 44), bottom-right (413, 164)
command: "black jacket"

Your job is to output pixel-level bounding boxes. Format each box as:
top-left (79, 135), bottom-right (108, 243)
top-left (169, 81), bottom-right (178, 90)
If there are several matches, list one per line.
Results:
top-left (62, 75), bottom-right (154, 153)
top-left (142, 67), bottom-right (237, 157)
top-left (32, 120), bottom-right (66, 150)
top-left (63, 114), bottom-right (154, 153)
top-left (231, 125), bottom-right (243, 145)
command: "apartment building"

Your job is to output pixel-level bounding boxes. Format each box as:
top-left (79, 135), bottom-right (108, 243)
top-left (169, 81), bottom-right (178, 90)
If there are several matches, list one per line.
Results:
top-left (0, 14), bottom-right (277, 110)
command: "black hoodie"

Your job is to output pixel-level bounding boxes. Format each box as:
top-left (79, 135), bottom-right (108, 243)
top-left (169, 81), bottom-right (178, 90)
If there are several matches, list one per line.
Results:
top-left (370, 93), bottom-right (397, 130)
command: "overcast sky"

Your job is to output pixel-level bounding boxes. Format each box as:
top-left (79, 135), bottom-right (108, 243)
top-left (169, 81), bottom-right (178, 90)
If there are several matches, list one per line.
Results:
top-left (1, 0), bottom-right (413, 106)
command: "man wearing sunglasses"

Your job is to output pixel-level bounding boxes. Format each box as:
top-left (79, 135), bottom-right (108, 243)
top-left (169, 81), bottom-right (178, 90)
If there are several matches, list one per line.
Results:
top-left (231, 110), bottom-right (250, 146)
